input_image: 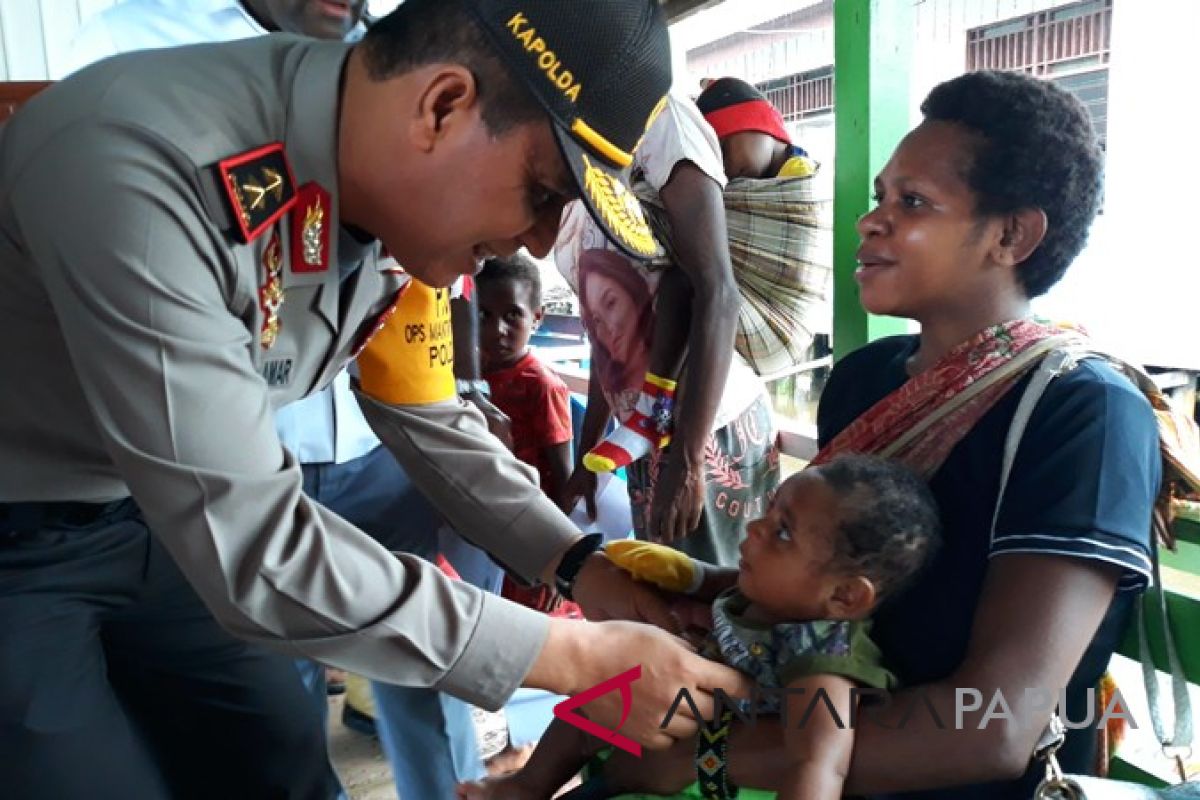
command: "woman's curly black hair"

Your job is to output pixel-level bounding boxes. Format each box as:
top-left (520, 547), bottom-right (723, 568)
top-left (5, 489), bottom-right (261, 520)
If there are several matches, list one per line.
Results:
top-left (817, 454), bottom-right (941, 602)
top-left (920, 70), bottom-right (1104, 298)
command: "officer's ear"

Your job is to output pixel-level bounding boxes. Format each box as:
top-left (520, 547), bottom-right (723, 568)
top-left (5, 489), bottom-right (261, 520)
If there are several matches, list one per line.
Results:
top-left (410, 65), bottom-right (481, 153)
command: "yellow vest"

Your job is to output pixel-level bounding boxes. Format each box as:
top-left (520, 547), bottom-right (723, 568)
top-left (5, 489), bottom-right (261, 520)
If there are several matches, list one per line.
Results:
top-left (357, 280), bottom-right (457, 405)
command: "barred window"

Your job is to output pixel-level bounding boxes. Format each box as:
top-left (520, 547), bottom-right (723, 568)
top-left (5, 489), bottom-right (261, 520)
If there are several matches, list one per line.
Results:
top-left (756, 65), bottom-right (834, 123)
top-left (966, 0), bottom-right (1111, 149)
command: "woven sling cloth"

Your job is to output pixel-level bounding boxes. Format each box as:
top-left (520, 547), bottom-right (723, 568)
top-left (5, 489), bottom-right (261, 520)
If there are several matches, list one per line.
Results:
top-left (638, 173), bottom-right (833, 378)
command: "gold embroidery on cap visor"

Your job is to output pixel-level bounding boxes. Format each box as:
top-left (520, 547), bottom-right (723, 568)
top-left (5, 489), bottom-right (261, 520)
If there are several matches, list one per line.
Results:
top-left (571, 119), bottom-right (633, 168)
top-left (582, 155), bottom-right (657, 257)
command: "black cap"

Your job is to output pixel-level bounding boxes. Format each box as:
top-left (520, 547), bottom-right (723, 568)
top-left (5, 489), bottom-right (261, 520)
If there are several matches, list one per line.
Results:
top-left (695, 76), bottom-right (769, 113)
top-left (463, 0), bottom-right (672, 259)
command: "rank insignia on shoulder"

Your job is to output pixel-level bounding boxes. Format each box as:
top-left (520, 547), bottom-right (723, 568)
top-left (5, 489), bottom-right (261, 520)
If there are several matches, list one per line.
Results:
top-left (216, 143), bottom-right (298, 243)
top-left (290, 183), bottom-right (331, 273)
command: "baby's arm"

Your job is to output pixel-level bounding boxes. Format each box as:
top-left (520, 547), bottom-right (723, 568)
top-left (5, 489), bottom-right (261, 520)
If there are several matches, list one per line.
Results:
top-left (604, 540), bottom-right (737, 602)
top-left (777, 673), bottom-right (858, 800)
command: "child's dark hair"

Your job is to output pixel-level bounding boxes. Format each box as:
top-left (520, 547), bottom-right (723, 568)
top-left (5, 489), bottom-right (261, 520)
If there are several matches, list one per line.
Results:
top-left (477, 253), bottom-right (543, 310)
top-left (920, 70), bottom-right (1103, 298)
top-left (817, 454), bottom-right (940, 601)
top-left (362, 0), bottom-right (542, 137)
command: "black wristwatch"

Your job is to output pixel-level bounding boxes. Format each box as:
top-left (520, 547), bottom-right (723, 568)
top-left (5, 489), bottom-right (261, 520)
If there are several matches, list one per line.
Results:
top-left (554, 533), bottom-right (604, 601)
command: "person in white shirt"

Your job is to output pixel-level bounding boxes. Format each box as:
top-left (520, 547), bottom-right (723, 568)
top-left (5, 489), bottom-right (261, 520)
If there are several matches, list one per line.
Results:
top-left (555, 94), bottom-right (780, 569)
top-left (67, 0), bottom-right (367, 72)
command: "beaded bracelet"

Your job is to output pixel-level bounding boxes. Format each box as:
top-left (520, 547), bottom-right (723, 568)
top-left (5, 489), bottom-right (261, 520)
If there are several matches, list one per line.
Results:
top-left (696, 710), bottom-right (739, 799)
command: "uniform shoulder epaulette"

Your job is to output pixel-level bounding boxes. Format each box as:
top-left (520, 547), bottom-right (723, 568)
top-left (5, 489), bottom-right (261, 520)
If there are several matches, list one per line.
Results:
top-left (213, 143), bottom-right (298, 243)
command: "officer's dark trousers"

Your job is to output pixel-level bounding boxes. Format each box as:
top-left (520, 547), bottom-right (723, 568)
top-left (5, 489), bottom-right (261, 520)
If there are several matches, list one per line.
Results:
top-left (0, 499), bottom-right (341, 800)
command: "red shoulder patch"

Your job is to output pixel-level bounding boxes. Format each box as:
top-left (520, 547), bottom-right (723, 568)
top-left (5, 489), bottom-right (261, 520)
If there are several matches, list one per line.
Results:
top-left (217, 143), bottom-right (297, 243)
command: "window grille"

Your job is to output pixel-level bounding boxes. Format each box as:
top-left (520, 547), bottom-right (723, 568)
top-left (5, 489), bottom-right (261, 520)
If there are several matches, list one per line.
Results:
top-left (756, 65), bottom-right (834, 123)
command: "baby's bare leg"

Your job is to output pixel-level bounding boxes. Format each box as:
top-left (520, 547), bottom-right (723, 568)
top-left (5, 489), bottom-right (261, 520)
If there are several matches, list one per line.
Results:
top-left (728, 719), bottom-right (789, 789)
top-left (599, 720), bottom-right (791, 796)
top-left (598, 737), bottom-right (696, 796)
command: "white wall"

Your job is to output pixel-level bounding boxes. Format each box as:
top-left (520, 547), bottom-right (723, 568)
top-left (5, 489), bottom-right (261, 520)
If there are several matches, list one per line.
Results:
top-left (2, 0), bottom-right (402, 80)
top-left (673, 0), bottom-right (829, 90)
top-left (0, 0), bottom-right (117, 79)
top-left (908, 0), bottom-right (1070, 122)
top-left (907, 0), bottom-right (1200, 369)
top-left (1036, 0), bottom-right (1200, 369)
top-left (680, 0), bottom-right (1197, 369)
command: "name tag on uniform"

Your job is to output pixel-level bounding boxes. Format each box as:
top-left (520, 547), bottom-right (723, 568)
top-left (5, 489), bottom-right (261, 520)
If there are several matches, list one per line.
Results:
top-left (261, 357), bottom-right (295, 388)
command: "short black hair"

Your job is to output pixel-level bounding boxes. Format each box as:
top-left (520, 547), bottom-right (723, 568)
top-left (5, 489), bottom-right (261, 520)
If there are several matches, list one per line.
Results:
top-left (362, 0), bottom-right (543, 137)
top-left (477, 253), bottom-right (543, 310)
top-left (817, 454), bottom-right (941, 602)
top-left (920, 70), bottom-right (1104, 298)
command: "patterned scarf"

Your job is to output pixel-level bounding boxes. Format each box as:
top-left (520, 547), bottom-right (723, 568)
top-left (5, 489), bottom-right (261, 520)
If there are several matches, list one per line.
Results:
top-left (811, 318), bottom-right (1200, 549)
top-left (812, 319), bottom-right (1074, 478)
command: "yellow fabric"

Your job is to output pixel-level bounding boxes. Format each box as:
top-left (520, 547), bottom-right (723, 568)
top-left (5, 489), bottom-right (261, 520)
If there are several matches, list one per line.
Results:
top-left (777, 154), bottom-right (817, 178)
top-left (604, 539), bottom-right (697, 593)
top-left (344, 673), bottom-right (375, 718)
top-left (357, 280), bottom-right (456, 405)
top-left (644, 371), bottom-right (677, 392)
top-left (582, 452), bottom-right (618, 473)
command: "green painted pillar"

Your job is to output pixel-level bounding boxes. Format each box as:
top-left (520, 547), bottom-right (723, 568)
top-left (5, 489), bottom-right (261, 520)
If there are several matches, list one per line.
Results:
top-left (832, 0), bottom-right (913, 361)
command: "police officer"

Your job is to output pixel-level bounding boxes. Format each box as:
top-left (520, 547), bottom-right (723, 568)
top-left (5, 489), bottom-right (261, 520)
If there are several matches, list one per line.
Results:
top-left (0, 1), bottom-right (750, 798)
top-left (68, 1), bottom-right (507, 794)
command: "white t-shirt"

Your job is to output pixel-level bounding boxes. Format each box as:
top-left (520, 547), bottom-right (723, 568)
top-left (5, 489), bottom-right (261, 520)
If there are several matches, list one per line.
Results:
top-left (68, 0), bottom-right (263, 76)
top-left (67, 0), bottom-right (368, 76)
top-left (554, 93), bottom-right (765, 432)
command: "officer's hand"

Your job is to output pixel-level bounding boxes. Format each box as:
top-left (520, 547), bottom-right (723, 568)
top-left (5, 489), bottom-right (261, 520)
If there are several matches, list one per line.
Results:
top-left (465, 392), bottom-right (513, 450)
top-left (558, 464), bottom-right (598, 519)
top-left (649, 457), bottom-right (704, 544)
top-left (579, 620), bottom-right (754, 750)
top-left (572, 552), bottom-right (680, 633)
top-left (668, 594), bottom-right (716, 639)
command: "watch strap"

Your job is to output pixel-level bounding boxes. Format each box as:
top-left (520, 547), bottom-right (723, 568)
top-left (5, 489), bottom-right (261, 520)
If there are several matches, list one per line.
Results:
top-left (554, 533), bottom-right (604, 601)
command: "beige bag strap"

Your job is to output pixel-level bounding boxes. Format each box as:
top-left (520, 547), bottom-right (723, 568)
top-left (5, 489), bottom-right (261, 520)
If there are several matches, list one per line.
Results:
top-left (1001, 348), bottom-right (1193, 788)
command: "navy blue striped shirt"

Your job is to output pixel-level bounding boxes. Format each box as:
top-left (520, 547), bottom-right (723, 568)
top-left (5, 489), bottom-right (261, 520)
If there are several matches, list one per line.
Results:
top-left (818, 334), bottom-right (1159, 798)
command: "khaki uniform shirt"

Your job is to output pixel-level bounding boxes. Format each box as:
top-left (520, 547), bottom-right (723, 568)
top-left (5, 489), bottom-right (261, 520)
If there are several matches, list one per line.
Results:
top-left (0, 37), bottom-right (574, 708)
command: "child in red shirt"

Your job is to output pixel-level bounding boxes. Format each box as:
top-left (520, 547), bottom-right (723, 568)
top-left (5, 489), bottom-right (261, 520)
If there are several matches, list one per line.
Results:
top-left (477, 255), bottom-right (578, 617)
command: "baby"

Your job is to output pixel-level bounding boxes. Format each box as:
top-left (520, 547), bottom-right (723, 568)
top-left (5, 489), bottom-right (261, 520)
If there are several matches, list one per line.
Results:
top-left (460, 453), bottom-right (940, 800)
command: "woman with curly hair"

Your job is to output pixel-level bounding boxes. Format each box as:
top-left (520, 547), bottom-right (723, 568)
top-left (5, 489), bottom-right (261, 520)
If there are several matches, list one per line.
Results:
top-left (488, 69), bottom-right (1161, 799)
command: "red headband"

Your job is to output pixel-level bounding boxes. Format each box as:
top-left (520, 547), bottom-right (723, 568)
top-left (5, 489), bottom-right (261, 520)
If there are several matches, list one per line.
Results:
top-left (702, 99), bottom-right (790, 146)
